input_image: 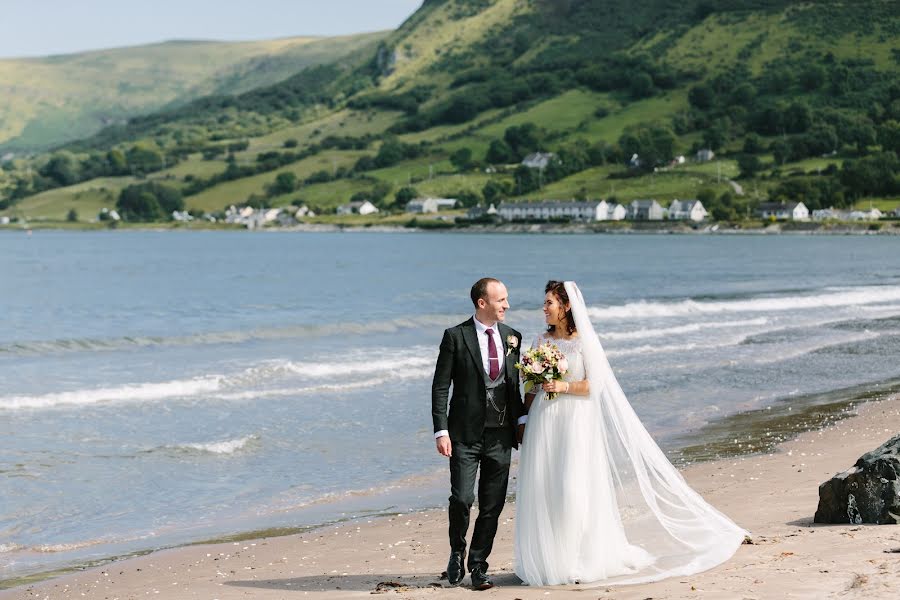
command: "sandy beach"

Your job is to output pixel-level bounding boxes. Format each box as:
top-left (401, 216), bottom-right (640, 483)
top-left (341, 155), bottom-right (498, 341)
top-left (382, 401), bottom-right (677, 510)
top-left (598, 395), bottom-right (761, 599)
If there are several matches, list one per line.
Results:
top-left (3, 396), bottom-right (900, 600)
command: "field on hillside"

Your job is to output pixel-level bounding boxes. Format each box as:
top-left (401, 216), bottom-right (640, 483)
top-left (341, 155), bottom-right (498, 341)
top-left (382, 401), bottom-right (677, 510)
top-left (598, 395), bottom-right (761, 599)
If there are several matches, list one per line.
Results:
top-left (0, 33), bottom-right (386, 151)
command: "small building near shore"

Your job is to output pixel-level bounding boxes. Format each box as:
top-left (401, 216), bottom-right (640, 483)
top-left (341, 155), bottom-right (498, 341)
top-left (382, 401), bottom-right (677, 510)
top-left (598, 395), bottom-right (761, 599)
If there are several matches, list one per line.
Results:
top-left (755, 201), bottom-right (809, 221)
top-left (606, 203), bottom-right (627, 221)
top-left (406, 198), bottom-right (457, 213)
top-left (337, 200), bottom-right (379, 216)
top-left (848, 208), bottom-right (883, 221)
top-left (812, 208), bottom-right (844, 221)
top-left (668, 199), bottom-right (707, 222)
top-left (467, 203), bottom-right (498, 219)
top-left (497, 200), bottom-right (609, 221)
top-left (628, 199), bottom-right (665, 221)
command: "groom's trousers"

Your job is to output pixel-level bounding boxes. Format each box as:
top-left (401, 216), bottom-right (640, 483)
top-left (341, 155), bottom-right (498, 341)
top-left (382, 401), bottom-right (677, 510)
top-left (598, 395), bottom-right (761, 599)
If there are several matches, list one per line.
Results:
top-left (448, 427), bottom-right (513, 571)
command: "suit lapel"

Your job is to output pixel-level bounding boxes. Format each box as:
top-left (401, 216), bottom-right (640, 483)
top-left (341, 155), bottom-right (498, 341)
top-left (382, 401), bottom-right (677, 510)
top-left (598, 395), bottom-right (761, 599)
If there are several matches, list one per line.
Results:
top-left (498, 323), bottom-right (512, 379)
top-left (461, 318), bottom-right (486, 385)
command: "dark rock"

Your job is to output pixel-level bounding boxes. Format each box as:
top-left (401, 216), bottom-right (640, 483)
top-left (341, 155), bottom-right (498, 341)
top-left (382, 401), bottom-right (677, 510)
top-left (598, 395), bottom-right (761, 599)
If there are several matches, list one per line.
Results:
top-left (814, 433), bottom-right (900, 524)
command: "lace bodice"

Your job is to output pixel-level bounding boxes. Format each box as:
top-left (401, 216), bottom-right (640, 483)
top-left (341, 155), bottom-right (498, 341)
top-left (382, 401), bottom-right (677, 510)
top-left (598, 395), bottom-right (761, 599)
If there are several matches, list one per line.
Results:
top-left (535, 333), bottom-right (585, 383)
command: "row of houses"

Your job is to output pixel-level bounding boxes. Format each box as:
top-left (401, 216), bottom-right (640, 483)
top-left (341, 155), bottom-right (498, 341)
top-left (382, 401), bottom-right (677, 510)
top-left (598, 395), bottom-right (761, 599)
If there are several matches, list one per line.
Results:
top-left (811, 207), bottom-right (888, 221)
top-left (754, 204), bottom-right (892, 221)
top-left (477, 199), bottom-right (710, 222)
top-left (337, 197), bottom-right (459, 215)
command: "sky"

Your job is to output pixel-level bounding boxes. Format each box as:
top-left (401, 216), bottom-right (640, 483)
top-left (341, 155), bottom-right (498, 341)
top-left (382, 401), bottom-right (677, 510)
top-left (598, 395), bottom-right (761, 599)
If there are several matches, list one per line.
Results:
top-left (0, 0), bottom-right (424, 58)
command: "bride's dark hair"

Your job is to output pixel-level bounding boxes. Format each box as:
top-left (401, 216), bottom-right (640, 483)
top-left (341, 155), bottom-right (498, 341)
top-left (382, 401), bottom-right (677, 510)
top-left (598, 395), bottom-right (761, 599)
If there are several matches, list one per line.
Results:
top-left (545, 280), bottom-right (576, 335)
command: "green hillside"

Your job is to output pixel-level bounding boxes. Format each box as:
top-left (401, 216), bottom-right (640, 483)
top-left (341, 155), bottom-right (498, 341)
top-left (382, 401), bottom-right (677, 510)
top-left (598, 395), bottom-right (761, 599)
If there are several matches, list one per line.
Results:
top-left (0, 32), bottom-right (386, 152)
top-left (3, 0), bottom-right (899, 225)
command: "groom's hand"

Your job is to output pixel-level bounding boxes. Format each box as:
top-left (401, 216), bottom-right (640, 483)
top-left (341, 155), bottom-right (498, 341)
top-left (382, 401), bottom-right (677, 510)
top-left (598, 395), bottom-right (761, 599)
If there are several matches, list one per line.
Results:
top-left (436, 435), bottom-right (452, 457)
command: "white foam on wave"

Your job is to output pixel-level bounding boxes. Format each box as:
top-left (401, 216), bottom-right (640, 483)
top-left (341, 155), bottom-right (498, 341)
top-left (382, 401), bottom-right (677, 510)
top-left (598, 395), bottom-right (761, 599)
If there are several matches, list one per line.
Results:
top-left (33, 539), bottom-right (106, 553)
top-left (0, 378), bottom-right (222, 410)
top-left (0, 350), bottom-right (438, 411)
top-left (589, 286), bottom-right (900, 321)
top-left (601, 318), bottom-right (768, 341)
top-left (284, 354), bottom-right (436, 379)
top-left (212, 366), bottom-right (436, 401)
top-left (0, 542), bottom-right (22, 554)
top-left (606, 338), bottom-right (745, 358)
top-left (170, 435), bottom-right (258, 455)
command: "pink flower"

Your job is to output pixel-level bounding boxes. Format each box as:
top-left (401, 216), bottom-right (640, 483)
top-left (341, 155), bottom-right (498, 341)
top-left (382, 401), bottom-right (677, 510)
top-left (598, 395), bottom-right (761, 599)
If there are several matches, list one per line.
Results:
top-left (531, 362), bottom-right (545, 374)
top-left (557, 357), bottom-right (569, 373)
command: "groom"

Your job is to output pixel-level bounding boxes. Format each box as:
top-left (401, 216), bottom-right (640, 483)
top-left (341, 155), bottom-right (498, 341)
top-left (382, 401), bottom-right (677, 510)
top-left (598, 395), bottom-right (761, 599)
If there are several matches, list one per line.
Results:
top-left (431, 277), bottom-right (526, 590)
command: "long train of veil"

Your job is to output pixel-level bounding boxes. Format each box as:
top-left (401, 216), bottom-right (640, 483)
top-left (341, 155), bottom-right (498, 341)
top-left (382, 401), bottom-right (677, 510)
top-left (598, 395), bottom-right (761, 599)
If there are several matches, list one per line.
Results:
top-left (559, 281), bottom-right (747, 585)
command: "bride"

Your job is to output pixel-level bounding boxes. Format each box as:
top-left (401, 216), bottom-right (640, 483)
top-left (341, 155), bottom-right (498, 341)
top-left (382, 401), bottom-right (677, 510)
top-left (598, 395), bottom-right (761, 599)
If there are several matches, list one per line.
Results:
top-left (514, 281), bottom-right (746, 586)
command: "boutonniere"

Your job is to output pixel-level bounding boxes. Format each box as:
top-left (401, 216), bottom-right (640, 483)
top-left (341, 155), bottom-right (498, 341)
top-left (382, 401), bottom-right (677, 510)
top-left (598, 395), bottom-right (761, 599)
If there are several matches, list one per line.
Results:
top-left (506, 335), bottom-right (518, 356)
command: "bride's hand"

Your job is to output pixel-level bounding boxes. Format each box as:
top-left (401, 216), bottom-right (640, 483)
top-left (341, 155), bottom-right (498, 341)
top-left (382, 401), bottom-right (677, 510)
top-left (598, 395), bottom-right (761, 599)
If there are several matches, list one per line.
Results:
top-left (542, 380), bottom-right (569, 394)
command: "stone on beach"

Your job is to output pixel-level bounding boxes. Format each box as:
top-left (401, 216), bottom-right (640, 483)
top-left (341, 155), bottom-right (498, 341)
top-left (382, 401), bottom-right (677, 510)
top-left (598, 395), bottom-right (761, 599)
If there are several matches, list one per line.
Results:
top-left (814, 433), bottom-right (900, 524)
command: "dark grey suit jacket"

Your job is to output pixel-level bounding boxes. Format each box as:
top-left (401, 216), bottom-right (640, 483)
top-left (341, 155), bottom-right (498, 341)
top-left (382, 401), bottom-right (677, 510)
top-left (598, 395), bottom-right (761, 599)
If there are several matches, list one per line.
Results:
top-left (431, 317), bottom-right (525, 447)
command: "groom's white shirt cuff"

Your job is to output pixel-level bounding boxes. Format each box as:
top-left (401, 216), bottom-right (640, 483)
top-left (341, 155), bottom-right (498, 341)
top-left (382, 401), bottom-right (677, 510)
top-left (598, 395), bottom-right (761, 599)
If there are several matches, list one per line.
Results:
top-left (518, 415), bottom-right (528, 425)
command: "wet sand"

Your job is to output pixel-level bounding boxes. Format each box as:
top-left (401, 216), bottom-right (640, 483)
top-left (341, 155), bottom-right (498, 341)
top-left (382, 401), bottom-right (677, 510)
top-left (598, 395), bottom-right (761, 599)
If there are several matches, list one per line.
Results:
top-left (4, 396), bottom-right (900, 600)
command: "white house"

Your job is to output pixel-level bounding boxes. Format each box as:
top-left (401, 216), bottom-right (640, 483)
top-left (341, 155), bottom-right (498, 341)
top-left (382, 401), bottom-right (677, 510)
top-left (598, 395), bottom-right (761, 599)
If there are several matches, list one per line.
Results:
top-left (848, 208), bottom-right (883, 221)
top-left (696, 149), bottom-right (715, 162)
top-left (225, 206), bottom-right (283, 228)
top-left (668, 199), bottom-right (708, 222)
top-left (628, 200), bottom-right (665, 220)
top-left (606, 203), bottom-right (627, 221)
top-left (337, 200), bottom-right (379, 216)
top-left (98, 207), bottom-right (121, 222)
top-left (467, 203), bottom-right (498, 219)
top-left (893, 207), bottom-right (900, 218)
top-left (812, 208), bottom-right (844, 221)
top-left (755, 201), bottom-right (809, 221)
top-left (521, 152), bottom-right (556, 169)
top-left (0, 216), bottom-right (10, 225)
top-left (497, 200), bottom-right (608, 221)
top-left (406, 198), bottom-right (457, 213)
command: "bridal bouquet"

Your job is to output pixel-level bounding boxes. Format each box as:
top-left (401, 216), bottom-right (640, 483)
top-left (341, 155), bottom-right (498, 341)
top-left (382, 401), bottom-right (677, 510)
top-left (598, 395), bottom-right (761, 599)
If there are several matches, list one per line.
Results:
top-left (515, 341), bottom-right (569, 400)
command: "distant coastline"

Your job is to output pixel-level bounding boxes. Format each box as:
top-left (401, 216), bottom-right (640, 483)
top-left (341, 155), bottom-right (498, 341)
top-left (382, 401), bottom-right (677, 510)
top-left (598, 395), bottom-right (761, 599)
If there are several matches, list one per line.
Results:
top-left (2, 220), bottom-right (898, 235)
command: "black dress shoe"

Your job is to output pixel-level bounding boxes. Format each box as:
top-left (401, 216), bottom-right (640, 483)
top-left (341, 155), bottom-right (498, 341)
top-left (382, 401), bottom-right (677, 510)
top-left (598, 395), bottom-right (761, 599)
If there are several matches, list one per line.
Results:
top-left (446, 551), bottom-right (466, 586)
top-left (470, 566), bottom-right (494, 590)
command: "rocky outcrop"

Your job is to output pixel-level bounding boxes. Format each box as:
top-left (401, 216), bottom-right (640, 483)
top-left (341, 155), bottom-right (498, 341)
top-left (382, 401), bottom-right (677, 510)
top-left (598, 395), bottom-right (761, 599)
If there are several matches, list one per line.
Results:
top-left (814, 434), bottom-right (900, 524)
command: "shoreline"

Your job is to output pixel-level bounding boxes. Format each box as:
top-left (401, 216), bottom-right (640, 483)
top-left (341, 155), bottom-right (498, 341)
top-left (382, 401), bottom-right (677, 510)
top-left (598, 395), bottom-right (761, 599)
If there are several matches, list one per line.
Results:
top-left (2, 220), bottom-right (899, 235)
top-left (4, 392), bottom-right (900, 599)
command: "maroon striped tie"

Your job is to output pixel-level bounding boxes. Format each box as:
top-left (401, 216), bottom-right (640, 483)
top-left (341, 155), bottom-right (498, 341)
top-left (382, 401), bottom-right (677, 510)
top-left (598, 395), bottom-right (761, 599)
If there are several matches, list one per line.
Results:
top-left (486, 329), bottom-right (500, 380)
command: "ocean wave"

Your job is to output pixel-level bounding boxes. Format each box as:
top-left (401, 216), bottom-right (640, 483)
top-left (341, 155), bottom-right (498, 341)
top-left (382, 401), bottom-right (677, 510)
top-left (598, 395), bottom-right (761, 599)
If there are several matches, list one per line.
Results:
top-left (32, 539), bottom-right (106, 553)
top-left (601, 318), bottom-right (768, 341)
top-left (211, 367), bottom-right (436, 401)
top-left (165, 435), bottom-right (259, 455)
top-left (0, 315), bottom-right (457, 357)
top-left (0, 543), bottom-right (22, 554)
top-left (607, 338), bottom-right (745, 358)
top-left (589, 286), bottom-right (900, 321)
top-left (0, 377), bottom-right (222, 410)
top-left (0, 354), bottom-right (437, 411)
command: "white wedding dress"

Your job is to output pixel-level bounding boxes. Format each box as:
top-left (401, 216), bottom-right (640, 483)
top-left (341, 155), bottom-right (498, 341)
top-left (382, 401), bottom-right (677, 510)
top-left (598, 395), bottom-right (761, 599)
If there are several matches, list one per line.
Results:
top-left (514, 282), bottom-right (746, 587)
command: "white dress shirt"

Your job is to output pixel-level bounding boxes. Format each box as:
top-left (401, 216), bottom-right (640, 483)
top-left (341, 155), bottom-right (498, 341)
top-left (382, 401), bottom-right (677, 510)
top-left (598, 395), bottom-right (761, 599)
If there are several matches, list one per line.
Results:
top-left (435, 316), bottom-right (527, 440)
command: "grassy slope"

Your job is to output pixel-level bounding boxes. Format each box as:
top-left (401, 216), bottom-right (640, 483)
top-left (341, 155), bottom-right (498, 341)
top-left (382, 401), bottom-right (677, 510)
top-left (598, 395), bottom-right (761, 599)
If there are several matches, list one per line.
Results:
top-left (0, 33), bottom-right (386, 152)
top-left (4, 178), bottom-right (134, 221)
top-left (7, 1), bottom-right (900, 221)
